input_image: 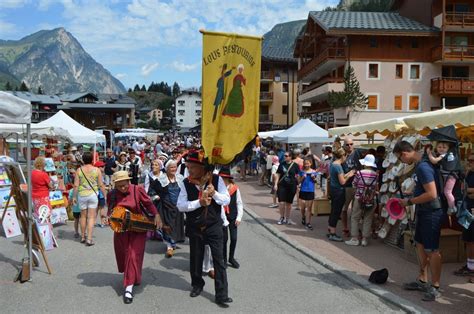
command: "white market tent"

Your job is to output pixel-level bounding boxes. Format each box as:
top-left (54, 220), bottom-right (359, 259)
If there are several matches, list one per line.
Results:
top-left (0, 123), bottom-right (72, 141)
top-left (273, 119), bottom-right (331, 144)
top-left (258, 129), bottom-right (285, 139)
top-left (37, 110), bottom-right (105, 144)
top-left (0, 91), bottom-right (34, 278)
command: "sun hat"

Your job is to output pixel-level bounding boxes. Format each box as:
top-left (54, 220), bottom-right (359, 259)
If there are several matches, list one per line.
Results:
top-left (113, 170), bottom-right (131, 183)
top-left (380, 183), bottom-right (388, 193)
top-left (119, 151), bottom-right (127, 157)
top-left (369, 268), bottom-right (389, 284)
top-left (71, 146), bottom-right (77, 151)
top-left (359, 154), bottom-right (377, 168)
top-left (382, 159), bottom-right (390, 168)
top-left (385, 198), bottom-right (406, 220)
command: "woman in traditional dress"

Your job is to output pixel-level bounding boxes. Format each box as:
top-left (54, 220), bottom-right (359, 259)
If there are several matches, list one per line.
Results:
top-left (148, 159), bottom-right (185, 257)
top-left (107, 171), bottom-right (162, 304)
top-left (115, 151), bottom-right (130, 173)
top-left (222, 64), bottom-right (246, 118)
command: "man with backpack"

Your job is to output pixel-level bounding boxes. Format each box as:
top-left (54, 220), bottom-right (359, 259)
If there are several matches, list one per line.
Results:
top-left (393, 141), bottom-right (443, 302)
top-left (345, 154), bottom-right (378, 247)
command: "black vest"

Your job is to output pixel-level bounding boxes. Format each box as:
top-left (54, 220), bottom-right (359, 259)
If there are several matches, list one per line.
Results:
top-left (183, 174), bottom-right (222, 232)
top-left (226, 191), bottom-right (238, 221)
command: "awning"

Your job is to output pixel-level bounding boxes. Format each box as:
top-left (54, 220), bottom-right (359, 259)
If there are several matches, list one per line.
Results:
top-left (329, 117), bottom-right (408, 137)
top-left (403, 105), bottom-right (474, 133)
top-left (258, 130), bottom-right (285, 139)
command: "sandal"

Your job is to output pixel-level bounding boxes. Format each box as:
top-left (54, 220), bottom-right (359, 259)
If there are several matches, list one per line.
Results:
top-left (80, 238), bottom-right (86, 244)
top-left (86, 239), bottom-right (95, 246)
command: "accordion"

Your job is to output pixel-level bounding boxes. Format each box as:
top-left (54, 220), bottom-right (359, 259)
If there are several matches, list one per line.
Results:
top-left (109, 206), bottom-right (156, 233)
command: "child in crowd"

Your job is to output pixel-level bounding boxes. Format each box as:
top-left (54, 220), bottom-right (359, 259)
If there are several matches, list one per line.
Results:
top-left (219, 167), bottom-right (243, 268)
top-left (69, 188), bottom-right (81, 238)
top-left (268, 156), bottom-right (280, 208)
top-left (298, 158), bottom-right (318, 230)
top-left (427, 141), bottom-right (459, 214)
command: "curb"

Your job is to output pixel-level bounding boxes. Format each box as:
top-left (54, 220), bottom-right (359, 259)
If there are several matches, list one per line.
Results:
top-left (243, 206), bottom-right (429, 314)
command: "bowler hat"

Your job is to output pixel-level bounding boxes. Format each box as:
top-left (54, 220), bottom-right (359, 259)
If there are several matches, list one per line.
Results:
top-left (186, 150), bottom-right (206, 166)
top-left (218, 167), bottom-right (233, 179)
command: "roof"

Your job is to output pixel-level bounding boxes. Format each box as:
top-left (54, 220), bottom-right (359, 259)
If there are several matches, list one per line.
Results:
top-left (262, 20), bottom-right (306, 63)
top-left (60, 92), bottom-right (98, 102)
top-left (58, 103), bottom-right (134, 110)
top-left (309, 11), bottom-right (438, 34)
top-left (7, 91), bottom-right (62, 105)
top-left (97, 93), bottom-right (137, 104)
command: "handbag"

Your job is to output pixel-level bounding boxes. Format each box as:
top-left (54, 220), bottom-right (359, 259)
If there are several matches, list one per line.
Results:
top-left (278, 162), bottom-right (296, 185)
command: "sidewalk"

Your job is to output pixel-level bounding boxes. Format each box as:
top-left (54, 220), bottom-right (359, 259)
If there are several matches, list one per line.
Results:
top-left (238, 176), bottom-right (474, 314)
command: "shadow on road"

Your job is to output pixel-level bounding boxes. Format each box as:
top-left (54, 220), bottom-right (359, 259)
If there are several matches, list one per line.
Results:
top-left (297, 270), bottom-right (357, 290)
top-left (77, 272), bottom-right (123, 296)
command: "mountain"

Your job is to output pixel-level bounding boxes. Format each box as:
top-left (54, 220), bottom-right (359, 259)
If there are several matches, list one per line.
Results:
top-left (0, 28), bottom-right (126, 94)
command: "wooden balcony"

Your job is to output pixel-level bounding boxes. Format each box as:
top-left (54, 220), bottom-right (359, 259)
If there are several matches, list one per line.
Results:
top-left (445, 12), bottom-right (474, 28)
top-left (259, 114), bottom-right (273, 123)
top-left (431, 77), bottom-right (474, 95)
top-left (260, 92), bottom-right (273, 102)
top-left (301, 77), bottom-right (344, 94)
top-left (432, 45), bottom-right (474, 62)
top-left (261, 71), bottom-right (273, 81)
top-left (297, 47), bottom-right (346, 82)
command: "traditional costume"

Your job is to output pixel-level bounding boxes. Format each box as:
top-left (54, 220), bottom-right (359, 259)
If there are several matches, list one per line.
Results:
top-left (176, 151), bottom-right (232, 307)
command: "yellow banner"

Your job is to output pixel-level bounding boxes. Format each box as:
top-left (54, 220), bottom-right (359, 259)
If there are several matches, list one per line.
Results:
top-left (201, 30), bottom-right (262, 164)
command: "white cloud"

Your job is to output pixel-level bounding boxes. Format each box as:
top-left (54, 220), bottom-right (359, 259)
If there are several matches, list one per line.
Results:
top-left (0, 19), bottom-right (18, 37)
top-left (0, 0), bottom-right (28, 9)
top-left (141, 62), bottom-right (159, 76)
top-left (115, 73), bottom-right (127, 79)
top-left (169, 61), bottom-right (200, 72)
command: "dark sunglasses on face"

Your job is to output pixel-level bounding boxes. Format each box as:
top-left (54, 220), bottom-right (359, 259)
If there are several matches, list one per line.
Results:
top-left (284, 154), bottom-right (290, 157)
top-left (345, 143), bottom-right (354, 146)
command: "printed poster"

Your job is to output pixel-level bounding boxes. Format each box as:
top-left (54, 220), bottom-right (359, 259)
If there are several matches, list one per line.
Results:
top-left (1, 207), bottom-right (22, 238)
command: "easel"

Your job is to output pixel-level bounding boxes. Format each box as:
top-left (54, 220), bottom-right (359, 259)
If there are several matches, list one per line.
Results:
top-left (0, 164), bottom-right (52, 274)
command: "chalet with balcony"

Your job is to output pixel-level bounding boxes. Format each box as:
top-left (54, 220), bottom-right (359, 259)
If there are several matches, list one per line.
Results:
top-left (260, 20), bottom-right (305, 130)
top-left (294, 10), bottom-right (439, 127)
top-left (7, 92), bottom-right (62, 123)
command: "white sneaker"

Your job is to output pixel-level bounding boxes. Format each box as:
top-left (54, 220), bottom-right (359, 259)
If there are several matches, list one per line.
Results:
top-left (277, 217), bottom-right (285, 225)
top-left (345, 238), bottom-right (360, 246)
top-left (268, 204), bottom-right (279, 208)
top-left (285, 219), bottom-right (293, 225)
top-left (361, 238), bottom-right (368, 247)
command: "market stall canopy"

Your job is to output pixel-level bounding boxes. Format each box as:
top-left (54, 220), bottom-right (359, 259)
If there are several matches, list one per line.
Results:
top-left (36, 110), bottom-right (105, 144)
top-left (0, 91), bottom-right (31, 124)
top-left (403, 105), bottom-right (474, 133)
top-left (258, 129), bottom-right (285, 139)
top-left (273, 119), bottom-right (330, 144)
top-left (0, 124), bottom-right (72, 141)
top-left (329, 117), bottom-right (408, 137)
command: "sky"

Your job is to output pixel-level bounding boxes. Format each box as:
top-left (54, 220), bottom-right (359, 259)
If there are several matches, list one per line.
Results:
top-left (0, 0), bottom-right (339, 90)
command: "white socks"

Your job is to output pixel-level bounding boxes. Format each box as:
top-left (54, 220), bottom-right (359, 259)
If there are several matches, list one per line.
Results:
top-left (125, 285), bottom-right (133, 296)
top-left (467, 258), bottom-right (474, 271)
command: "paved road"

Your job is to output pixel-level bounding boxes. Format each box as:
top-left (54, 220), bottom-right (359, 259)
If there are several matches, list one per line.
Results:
top-left (0, 213), bottom-right (403, 313)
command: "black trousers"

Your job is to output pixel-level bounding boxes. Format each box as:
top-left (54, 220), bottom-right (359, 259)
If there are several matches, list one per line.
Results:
top-left (223, 220), bottom-right (238, 262)
top-left (189, 223), bottom-right (228, 301)
top-left (328, 188), bottom-right (346, 228)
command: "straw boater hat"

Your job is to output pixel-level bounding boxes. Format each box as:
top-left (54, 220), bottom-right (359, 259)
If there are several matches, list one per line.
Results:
top-left (113, 171), bottom-right (131, 183)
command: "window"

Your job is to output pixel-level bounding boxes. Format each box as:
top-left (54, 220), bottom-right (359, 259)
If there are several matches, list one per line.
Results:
top-left (409, 64), bottom-right (421, 80)
top-left (395, 64), bottom-right (403, 79)
top-left (195, 101), bottom-right (202, 106)
top-left (367, 63), bottom-right (380, 79)
top-left (282, 83), bottom-right (288, 93)
top-left (178, 100), bottom-right (185, 106)
top-left (408, 94), bottom-right (421, 111)
top-left (195, 110), bottom-right (201, 115)
top-left (411, 39), bottom-right (419, 48)
top-left (369, 37), bottom-right (378, 48)
top-left (367, 94), bottom-right (379, 110)
top-left (179, 119), bottom-right (183, 122)
top-left (282, 105), bottom-right (288, 114)
top-left (394, 96), bottom-right (402, 110)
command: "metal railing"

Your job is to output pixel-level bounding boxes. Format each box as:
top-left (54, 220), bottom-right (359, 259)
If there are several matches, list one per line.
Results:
top-left (431, 77), bottom-right (474, 95)
top-left (301, 77), bottom-right (344, 94)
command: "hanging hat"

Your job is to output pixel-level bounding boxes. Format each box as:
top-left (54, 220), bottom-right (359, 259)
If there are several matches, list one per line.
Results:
top-left (385, 198), bottom-right (405, 220)
top-left (380, 183), bottom-right (388, 193)
top-left (218, 167), bottom-right (233, 179)
top-left (382, 159), bottom-right (390, 168)
top-left (113, 170), bottom-right (131, 183)
top-left (368, 268), bottom-right (389, 284)
top-left (359, 154), bottom-right (377, 168)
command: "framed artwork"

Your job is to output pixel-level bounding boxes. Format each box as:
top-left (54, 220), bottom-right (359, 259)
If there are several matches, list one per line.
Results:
top-left (50, 207), bottom-right (68, 225)
top-left (36, 222), bottom-right (55, 250)
top-left (44, 158), bottom-right (56, 172)
top-left (49, 190), bottom-right (64, 206)
top-left (0, 186), bottom-right (14, 207)
top-left (0, 207), bottom-right (22, 238)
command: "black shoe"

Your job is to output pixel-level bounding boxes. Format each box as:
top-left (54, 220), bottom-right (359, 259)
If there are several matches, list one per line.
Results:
top-left (229, 259), bottom-right (240, 269)
top-left (216, 297), bottom-right (233, 308)
top-left (190, 287), bottom-right (202, 297)
top-left (123, 291), bottom-right (133, 304)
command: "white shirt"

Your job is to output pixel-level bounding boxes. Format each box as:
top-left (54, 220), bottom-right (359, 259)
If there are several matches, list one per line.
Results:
top-left (234, 189), bottom-right (244, 222)
top-left (177, 176), bottom-right (230, 212)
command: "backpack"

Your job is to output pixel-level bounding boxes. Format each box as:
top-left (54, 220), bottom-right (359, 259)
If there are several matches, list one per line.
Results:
top-left (356, 171), bottom-right (377, 210)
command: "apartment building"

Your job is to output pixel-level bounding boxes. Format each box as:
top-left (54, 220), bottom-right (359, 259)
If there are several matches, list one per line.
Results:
top-left (175, 90), bottom-right (202, 129)
top-left (260, 20), bottom-right (305, 130)
top-left (295, 0), bottom-right (474, 128)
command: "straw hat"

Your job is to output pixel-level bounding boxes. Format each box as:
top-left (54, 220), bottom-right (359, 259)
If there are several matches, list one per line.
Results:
top-left (113, 171), bottom-right (131, 183)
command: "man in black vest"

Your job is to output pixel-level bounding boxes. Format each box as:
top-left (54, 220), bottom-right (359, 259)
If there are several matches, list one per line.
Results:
top-left (177, 150), bottom-right (232, 308)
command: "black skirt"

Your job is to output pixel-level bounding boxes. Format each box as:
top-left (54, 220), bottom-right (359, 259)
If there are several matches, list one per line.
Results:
top-left (277, 183), bottom-right (297, 204)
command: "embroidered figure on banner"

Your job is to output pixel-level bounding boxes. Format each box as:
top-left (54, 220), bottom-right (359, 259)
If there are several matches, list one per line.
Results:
top-left (213, 63), bottom-right (235, 122)
top-left (222, 64), bottom-right (246, 118)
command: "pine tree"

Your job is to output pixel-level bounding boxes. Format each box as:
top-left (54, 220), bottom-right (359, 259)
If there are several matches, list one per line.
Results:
top-left (128, 88), bottom-right (132, 93)
top-left (140, 84), bottom-right (146, 92)
top-left (19, 81), bottom-right (29, 91)
top-left (148, 81), bottom-right (155, 92)
top-left (5, 81), bottom-right (12, 91)
top-left (172, 82), bottom-right (180, 97)
top-left (328, 66), bottom-right (368, 110)
top-left (133, 84), bottom-right (140, 92)
top-left (37, 86), bottom-right (44, 94)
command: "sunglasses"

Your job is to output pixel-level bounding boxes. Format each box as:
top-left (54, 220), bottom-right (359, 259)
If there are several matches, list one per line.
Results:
top-left (284, 154), bottom-right (290, 157)
top-left (345, 143), bottom-right (354, 146)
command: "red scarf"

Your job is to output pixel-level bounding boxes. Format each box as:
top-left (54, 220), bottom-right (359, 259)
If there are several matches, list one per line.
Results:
top-left (224, 184), bottom-right (239, 214)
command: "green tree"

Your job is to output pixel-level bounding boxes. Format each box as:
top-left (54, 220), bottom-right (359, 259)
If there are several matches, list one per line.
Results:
top-left (5, 81), bottom-right (12, 91)
top-left (349, 0), bottom-right (393, 12)
top-left (172, 82), bottom-right (180, 97)
top-left (19, 81), bottom-right (29, 91)
top-left (133, 84), bottom-right (140, 92)
top-left (128, 88), bottom-right (132, 93)
top-left (147, 116), bottom-right (160, 130)
top-left (328, 66), bottom-right (368, 110)
top-left (37, 86), bottom-right (44, 94)
top-left (140, 84), bottom-right (146, 92)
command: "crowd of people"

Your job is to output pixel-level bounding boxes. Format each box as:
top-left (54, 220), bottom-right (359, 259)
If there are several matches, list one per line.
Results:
top-left (28, 131), bottom-right (474, 304)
